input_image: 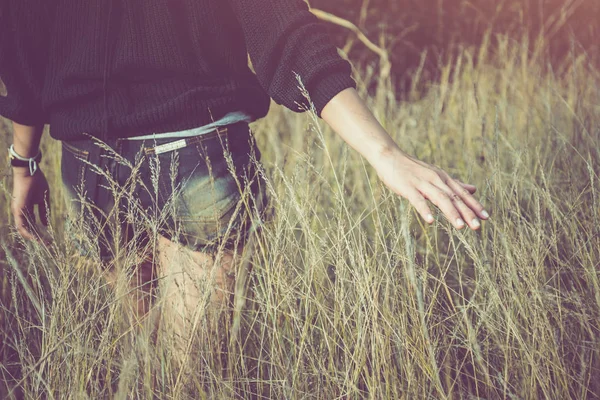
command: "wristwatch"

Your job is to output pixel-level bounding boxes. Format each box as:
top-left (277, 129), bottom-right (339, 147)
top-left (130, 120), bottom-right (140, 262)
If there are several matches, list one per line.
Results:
top-left (8, 145), bottom-right (43, 176)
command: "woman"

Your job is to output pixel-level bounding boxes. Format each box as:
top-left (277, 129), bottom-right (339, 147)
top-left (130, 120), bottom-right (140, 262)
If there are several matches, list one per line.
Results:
top-left (1, 0), bottom-right (489, 360)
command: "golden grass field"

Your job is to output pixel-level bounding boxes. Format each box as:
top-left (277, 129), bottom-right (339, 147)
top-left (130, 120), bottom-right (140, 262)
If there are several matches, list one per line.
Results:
top-left (1, 34), bottom-right (600, 398)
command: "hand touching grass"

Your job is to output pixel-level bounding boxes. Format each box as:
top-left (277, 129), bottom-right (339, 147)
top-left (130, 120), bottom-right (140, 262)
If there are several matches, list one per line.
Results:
top-left (10, 122), bottom-right (48, 240)
top-left (321, 88), bottom-right (489, 230)
top-left (11, 167), bottom-right (50, 240)
top-left (371, 147), bottom-right (488, 229)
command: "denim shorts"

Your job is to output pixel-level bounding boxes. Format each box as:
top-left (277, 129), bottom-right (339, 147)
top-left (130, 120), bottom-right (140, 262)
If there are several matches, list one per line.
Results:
top-left (60, 122), bottom-right (269, 263)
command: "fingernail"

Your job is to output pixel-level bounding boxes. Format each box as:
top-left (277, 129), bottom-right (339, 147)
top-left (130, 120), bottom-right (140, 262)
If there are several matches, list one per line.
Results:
top-left (481, 210), bottom-right (490, 219)
top-left (472, 218), bottom-right (481, 228)
top-left (426, 214), bottom-right (434, 223)
top-left (456, 218), bottom-right (465, 228)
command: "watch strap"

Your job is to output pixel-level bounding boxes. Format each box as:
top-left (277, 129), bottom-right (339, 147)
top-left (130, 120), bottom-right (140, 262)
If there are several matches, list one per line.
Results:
top-left (9, 145), bottom-right (42, 176)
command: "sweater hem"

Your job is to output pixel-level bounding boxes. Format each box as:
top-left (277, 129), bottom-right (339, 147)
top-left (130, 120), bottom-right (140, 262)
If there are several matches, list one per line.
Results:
top-left (309, 73), bottom-right (357, 117)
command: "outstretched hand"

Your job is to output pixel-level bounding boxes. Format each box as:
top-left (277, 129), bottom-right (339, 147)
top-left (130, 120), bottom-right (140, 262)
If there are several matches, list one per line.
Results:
top-left (320, 87), bottom-right (489, 230)
top-left (11, 168), bottom-right (51, 240)
top-left (372, 148), bottom-right (489, 230)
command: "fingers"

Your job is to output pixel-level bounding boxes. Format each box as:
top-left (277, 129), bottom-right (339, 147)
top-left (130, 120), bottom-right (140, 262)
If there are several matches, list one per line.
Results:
top-left (446, 178), bottom-right (488, 220)
top-left (457, 180), bottom-right (477, 194)
top-left (439, 183), bottom-right (481, 230)
top-left (401, 175), bottom-right (488, 229)
top-left (421, 173), bottom-right (490, 230)
top-left (381, 154), bottom-right (489, 229)
top-left (405, 189), bottom-right (435, 224)
top-left (420, 183), bottom-right (470, 229)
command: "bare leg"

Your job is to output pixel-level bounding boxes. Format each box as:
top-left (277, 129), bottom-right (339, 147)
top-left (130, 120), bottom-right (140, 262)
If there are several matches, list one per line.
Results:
top-left (154, 236), bottom-right (242, 369)
top-left (101, 239), bottom-right (237, 328)
top-left (98, 238), bottom-right (238, 394)
top-left (101, 254), bottom-right (159, 336)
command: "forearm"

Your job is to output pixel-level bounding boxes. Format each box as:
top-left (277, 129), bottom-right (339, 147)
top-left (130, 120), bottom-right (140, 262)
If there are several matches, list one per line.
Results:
top-left (12, 121), bottom-right (44, 158)
top-left (321, 88), bottom-right (404, 166)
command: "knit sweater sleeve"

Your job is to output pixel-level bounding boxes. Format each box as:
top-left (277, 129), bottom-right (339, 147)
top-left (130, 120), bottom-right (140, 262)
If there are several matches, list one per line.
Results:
top-left (0, 1), bottom-right (51, 126)
top-left (227, 0), bottom-right (356, 116)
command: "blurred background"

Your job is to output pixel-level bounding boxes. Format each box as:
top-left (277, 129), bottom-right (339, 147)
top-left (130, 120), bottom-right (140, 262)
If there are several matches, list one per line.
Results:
top-left (311, 0), bottom-right (599, 92)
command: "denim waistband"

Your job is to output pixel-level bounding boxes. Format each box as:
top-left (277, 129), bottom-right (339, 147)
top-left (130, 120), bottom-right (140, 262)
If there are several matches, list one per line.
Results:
top-left (62, 120), bottom-right (250, 153)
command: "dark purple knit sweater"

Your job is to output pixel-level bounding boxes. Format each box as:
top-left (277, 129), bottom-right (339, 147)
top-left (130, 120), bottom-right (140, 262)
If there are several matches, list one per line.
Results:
top-left (0, 0), bottom-right (355, 140)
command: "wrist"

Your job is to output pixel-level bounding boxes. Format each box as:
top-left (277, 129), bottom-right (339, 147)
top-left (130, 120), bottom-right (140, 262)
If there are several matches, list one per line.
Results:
top-left (12, 143), bottom-right (41, 159)
top-left (12, 165), bottom-right (34, 177)
top-left (369, 145), bottom-right (420, 177)
top-left (366, 141), bottom-right (406, 166)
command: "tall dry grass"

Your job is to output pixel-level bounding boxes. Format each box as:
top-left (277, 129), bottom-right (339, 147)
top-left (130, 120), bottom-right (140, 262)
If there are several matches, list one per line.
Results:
top-left (1, 33), bottom-right (599, 399)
